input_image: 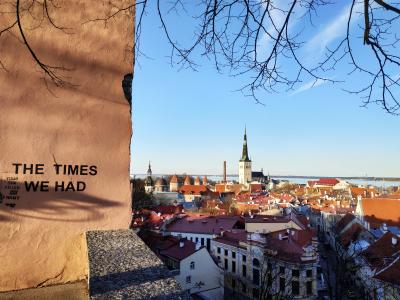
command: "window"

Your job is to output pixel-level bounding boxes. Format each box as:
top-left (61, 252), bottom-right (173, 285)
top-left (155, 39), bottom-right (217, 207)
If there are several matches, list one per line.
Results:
top-left (232, 279), bottom-right (236, 289)
top-left (186, 276), bottom-right (191, 284)
top-left (280, 266), bottom-right (285, 274)
top-left (195, 237), bottom-right (198, 242)
top-left (232, 251), bottom-right (236, 259)
top-left (224, 249), bottom-right (228, 256)
top-left (253, 258), bottom-right (260, 267)
top-left (306, 281), bottom-right (313, 295)
top-left (242, 265), bottom-right (247, 277)
top-left (190, 261), bottom-right (195, 270)
top-left (292, 281), bottom-right (300, 296)
top-left (207, 238), bottom-right (211, 250)
top-left (201, 238), bottom-right (204, 246)
top-left (242, 254), bottom-right (247, 262)
top-left (252, 288), bottom-right (259, 299)
top-left (253, 268), bottom-right (260, 285)
top-left (241, 282), bottom-right (247, 293)
top-left (306, 269), bottom-right (312, 278)
top-left (232, 261), bottom-right (236, 273)
top-left (217, 247), bottom-right (221, 254)
top-left (224, 259), bottom-right (228, 270)
top-left (280, 277), bottom-right (285, 292)
top-left (292, 269), bottom-right (300, 277)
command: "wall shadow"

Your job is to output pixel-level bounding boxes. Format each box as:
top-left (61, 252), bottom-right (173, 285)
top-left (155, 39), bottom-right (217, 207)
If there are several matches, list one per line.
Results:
top-left (0, 179), bottom-right (123, 223)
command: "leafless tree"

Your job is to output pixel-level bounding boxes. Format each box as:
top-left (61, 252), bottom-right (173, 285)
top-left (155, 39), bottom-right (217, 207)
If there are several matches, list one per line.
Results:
top-left (1, 1), bottom-right (400, 113)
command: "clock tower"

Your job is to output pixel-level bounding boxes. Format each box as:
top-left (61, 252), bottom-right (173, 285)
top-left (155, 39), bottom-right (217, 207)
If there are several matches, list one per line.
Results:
top-left (239, 127), bottom-right (252, 184)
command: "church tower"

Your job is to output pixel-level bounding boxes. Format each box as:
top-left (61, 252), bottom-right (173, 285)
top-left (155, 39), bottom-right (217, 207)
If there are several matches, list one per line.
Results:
top-left (238, 127), bottom-right (252, 184)
top-left (144, 161), bottom-right (154, 193)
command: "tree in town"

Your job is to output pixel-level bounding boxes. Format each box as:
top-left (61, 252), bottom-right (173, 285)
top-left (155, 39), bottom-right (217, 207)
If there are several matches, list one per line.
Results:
top-left (1, 0), bottom-right (400, 114)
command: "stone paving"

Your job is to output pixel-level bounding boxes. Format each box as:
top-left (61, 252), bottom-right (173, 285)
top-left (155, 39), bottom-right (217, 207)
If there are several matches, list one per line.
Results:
top-left (87, 230), bottom-right (189, 300)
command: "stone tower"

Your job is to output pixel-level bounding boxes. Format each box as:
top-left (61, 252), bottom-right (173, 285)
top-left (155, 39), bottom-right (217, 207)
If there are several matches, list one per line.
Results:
top-left (144, 162), bottom-right (154, 193)
top-left (238, 127), bottom-right (252, 184)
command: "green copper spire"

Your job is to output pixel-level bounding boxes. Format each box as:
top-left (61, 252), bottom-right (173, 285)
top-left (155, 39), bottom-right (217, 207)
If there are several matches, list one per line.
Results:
top-left (240, 126), bottom-right (251, 162)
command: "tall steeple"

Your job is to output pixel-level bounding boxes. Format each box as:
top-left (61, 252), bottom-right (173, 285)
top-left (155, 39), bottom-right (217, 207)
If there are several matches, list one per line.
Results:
top-left (240, 126), bottom-right (251, 162)
top-left (238, 126), bottom-right (252, 185)
top-left (147, 161), bottom-right (152, 176)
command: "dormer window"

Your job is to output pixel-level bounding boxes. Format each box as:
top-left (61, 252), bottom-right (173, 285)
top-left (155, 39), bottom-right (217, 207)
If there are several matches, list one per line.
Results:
top-left (190, 261), bottom-right (195, 269)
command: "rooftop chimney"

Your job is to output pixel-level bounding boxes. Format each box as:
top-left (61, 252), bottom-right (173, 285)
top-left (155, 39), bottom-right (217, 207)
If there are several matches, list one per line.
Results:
top-left (223, 161), bottom-right (227, 183)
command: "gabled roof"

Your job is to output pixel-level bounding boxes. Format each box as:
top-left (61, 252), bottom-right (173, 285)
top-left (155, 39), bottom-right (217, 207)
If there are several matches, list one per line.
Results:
top-left (363, 232), bottom-right (400, 269)
top-left (338, 223), bottom-right (367, 249)
top-left (160, 239), bottom-right (199, 261)
top-left (335, 213), bottom-right (356, 234)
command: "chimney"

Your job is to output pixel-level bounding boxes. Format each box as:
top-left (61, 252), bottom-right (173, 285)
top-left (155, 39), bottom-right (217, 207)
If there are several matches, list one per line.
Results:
top-left (223, 161), bottom-right (227, 183)
top-left (392, 237), bottom-right (398, 246)
top-left (179, 241), bottom-right (184, 248)
top-left (382, 223), bottom-right (388, 232)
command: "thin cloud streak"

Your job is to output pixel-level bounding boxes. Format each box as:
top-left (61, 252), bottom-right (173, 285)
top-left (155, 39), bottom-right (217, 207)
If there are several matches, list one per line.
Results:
top-left (291, 78), bottom-right (327, 95)
top-left (306, 2), bottom-right (363, 56)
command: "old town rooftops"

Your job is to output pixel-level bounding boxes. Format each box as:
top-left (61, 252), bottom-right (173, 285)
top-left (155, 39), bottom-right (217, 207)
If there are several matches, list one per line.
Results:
top-left (214, 228), bottom-right (317, 263)
top-left (245, 212), bottom-right (308, 229)
top-left (165, 215), bottom-right (243, 234)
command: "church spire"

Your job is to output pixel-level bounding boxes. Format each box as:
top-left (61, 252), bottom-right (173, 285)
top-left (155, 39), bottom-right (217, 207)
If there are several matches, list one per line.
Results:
top-left (147, 161), bottom-right (152, 176)
top-left (240, 126), bottom-right (251, 162)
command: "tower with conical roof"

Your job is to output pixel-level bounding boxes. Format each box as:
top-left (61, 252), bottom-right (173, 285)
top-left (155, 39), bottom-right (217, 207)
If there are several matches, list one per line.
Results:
top-left (144, 161), bottom-right (154, 193)
top-left (238, 127), bottom-right (252, 184)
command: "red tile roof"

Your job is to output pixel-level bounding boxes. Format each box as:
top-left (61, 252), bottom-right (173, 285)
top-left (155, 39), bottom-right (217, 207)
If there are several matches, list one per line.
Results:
top-left (361, 198), bottom-right (400, 227)
top-left (363, 232), bottom-right (400, 269)
top-left (339, 223), bottom-right (366, 248)
top-left (335, 213), bottom-right (356, 234)
top-left (153, 205), bottom-right (183, 215)
top-left (214, 228), bottom-right (317, 263)
top-left (179, 185), bottom-right (208, 195)
top-left (160, 239), bottom-right (199, 261)
top-left (166, 215), bottom-right (242, 234)
top-left (374, 257), bottom-right (400, 285)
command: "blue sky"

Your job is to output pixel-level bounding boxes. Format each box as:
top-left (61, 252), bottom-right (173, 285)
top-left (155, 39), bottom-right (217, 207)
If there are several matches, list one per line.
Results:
top-left (130, 1), bottom-right (400, 177)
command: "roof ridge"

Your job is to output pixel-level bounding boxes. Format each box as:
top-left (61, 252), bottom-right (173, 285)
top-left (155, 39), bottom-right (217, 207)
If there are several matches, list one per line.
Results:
top-left (375, 255), bottom-right (400, 275)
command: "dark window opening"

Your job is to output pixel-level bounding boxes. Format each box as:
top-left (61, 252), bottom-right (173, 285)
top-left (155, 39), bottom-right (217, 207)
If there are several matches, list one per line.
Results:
top-left (292, 281), bottom-right (300, 296)
top-left (253, 268), bottom-right (260, 286)
top-left (292, 269), bottom-right (300, 277)
top-left (307, 281), bottom-right (313, 295)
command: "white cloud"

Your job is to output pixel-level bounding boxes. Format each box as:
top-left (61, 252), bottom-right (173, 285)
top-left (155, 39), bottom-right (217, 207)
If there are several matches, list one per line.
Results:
top-left (306, 2), bottom-right (362, 55)
top-left (291, 78), bottom-right (327, 95)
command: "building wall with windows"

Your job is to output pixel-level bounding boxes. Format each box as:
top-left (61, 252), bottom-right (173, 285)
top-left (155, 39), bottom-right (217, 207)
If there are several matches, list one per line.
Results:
top-left (176, 248), bottom-right (223, 300)
top-left (169, 232), bottom-right (215, 251)
top-left (212, 238), bottom-right (318, 299)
